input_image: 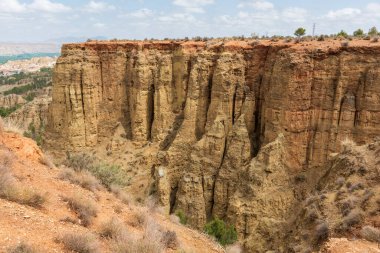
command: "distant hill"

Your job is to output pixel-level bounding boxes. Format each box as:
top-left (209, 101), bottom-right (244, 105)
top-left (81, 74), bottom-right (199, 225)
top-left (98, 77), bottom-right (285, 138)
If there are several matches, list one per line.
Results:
top-left (0, 43), bottom-right (59, 56)
top-left (0, 53), bottom-right (59, 65)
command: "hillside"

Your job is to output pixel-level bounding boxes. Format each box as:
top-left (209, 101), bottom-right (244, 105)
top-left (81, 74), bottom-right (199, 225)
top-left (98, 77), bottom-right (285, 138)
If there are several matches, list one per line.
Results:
top-left (0, 120), bottom-right (224, 253)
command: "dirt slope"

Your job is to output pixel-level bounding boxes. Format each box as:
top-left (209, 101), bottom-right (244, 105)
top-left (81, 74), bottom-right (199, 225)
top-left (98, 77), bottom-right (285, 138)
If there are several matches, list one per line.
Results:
top-left (0, 129), bottom-right (223, 253)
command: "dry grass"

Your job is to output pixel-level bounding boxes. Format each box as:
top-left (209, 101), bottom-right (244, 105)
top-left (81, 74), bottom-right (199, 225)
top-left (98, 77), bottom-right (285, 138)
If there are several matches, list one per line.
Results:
top-left (226, 244), bottom-right (243, 253)
top-left (99, 217), bottom-right (126, 239)
top-left (39, 155), bottom-right (55, 169)
top-left (7, 242), bottom-right (37, 253)
top-left (59, 168), bottom-right (101, 192)
top-left (0, 164), bottom-right (45, 208)
top-left (360, 225), bottom-right (380, 243)
top-left (110, 184), bottom-right (131, 204)
top-left (129, 211), bottom-right (147, 227)
top-left (161, 231), bottom-right (179, 250)
top-left (62, 194), bottom-right (98, 227)
top-left (2, 118), bottom-right (23, 135)
top-left (59, 232), bottom-right (100, 253)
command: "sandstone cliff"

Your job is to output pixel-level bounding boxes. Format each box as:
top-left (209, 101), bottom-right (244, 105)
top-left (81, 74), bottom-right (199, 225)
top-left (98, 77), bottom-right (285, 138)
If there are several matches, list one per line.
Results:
top-left (47, 40), bottom-right (380, 252)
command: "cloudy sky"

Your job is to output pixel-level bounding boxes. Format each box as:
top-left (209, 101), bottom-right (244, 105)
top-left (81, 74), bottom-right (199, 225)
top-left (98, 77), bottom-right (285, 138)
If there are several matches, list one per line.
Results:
top-left (0, 0), bottom-right (379, 42)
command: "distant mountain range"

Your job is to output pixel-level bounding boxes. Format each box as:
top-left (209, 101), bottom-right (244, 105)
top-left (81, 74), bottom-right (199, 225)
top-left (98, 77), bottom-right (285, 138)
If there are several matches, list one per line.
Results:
top-left (0, 43), bottom-right (59, 56)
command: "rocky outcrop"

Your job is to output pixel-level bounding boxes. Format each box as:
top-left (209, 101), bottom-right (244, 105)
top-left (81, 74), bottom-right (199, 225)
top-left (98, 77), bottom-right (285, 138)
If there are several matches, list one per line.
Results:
top-left (9, 91), bottom-right (51, 131)
top-left (0, 94), bottom-right (26, 108)
top-left (47, 40), bottom-right (380, 252)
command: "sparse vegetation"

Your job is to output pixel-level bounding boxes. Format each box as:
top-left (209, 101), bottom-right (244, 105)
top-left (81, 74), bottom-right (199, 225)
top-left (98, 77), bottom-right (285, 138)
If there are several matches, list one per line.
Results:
top-left (0, 105), bottom-right (20, 117)
top-left (204, 217), bottom-right (238, 246)
top-left (99, 217), bottom-right (126, 239)
top-left (63, 194), bottom-right (98, 227)
top-left (59, 232), bottom-right (100, 253)
top-left (23, 123), bottom-right (44, 146)
top-left (175, 209), bottom-right (187, 225)
top-left (314, 222), bottom-right (329, 244)
top-left (0, 163), bottom-right (45, 208)
top-left (360, 225), bottom-right (380, 243)
top-left (59, 168), bottom-right (100, 192)
top-left (7, 242), bottom-right (37, 253)
top-left (161, 231), bottom-right (179, 250)
top-left (64, 153), bottom-right (127, 189)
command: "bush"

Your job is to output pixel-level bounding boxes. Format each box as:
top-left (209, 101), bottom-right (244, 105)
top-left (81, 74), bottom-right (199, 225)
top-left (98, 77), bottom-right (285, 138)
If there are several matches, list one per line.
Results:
top-left (361, 226), bottom-right (380, 243)
top-left (161, 231), bottom-right (179, 250)
top-left (110, 185), bottom-right (131, 204)
top-left (0, 165), bottom-right (45, 208)
top-left (204, 217), bottom-right (238, 246)
top-left (63, 194), bottom-right (98, 227)
top-left (175, 210), bottom-right (187, 225)
top-left (7, 242), bottom-right (37, 253)
top-left (337, 209), bottom-right (362, 232)
top-left (64, 153), bottom-right (127, 189)
top-left (314, 222), bottom-right (329, 244)
top-left (59, 168), bottom-right (100, 192)
top-left (88, 163), bottom-right (127, 189)
top-left (0, 106), bottom-right (20, 117)
top-left (59, 232), bottom-right (100, 253)
top-left (99, 217), bottom-right (126, 239)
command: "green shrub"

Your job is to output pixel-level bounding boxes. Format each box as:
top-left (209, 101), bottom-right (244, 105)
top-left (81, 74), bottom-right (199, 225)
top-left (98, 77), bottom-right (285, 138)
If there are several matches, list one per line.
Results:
top-left (23, 123), bottom-right (44, 146)
top-left (64, 153), bottom-right (127, 189)
top-left (0, 105), bottom-right (20, 117)
top-left (204, 217), bottom-right (238, 246)
top-left (175, 210), bottom-right (187, 225)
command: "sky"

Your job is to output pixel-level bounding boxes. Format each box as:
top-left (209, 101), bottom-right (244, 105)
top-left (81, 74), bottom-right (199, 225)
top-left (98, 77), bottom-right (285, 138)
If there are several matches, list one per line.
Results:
top-left (0, 0), bottom-right (379, 42)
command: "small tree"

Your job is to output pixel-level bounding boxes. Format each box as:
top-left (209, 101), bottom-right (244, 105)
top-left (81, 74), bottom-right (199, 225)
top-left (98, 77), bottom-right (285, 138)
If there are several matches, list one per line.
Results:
top-left (368, 26), bottom-right (379, 37)
top-left (204, 217), bottom-right (238, 246)
top-left (353, 29), bottom-right (364, 37)
top-left (294, 27), bottom-right (306, 37)
top-left (337, 30), bottom-right (348, 38)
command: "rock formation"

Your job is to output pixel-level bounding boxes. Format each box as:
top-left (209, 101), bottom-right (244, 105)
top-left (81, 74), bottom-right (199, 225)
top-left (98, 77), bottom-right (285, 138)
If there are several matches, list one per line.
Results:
top-left (0, 94), bottom-right (26, 108)
top-left (47, 40), bottom-right (380, 252)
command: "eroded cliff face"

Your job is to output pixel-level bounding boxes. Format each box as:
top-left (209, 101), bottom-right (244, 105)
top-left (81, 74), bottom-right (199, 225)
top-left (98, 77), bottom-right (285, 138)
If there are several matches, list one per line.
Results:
top-left (47, 40), bottom-right (380, 252)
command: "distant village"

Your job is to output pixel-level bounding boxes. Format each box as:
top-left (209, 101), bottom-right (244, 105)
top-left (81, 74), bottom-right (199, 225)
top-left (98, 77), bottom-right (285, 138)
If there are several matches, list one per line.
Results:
top-left (0, 57), bottom-right (57, 76)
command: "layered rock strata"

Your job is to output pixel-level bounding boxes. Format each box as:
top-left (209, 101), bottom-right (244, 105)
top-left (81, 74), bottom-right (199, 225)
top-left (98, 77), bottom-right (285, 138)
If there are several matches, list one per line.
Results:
top-left (47, 40), bottom-right (380, 251)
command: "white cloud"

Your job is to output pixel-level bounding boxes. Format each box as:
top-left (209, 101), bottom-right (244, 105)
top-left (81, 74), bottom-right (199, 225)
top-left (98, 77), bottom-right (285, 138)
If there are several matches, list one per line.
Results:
top-left (0, 0), bottom-right (26, 13)
top-left (93, 22), bottom-right (106, 28)
top-left (29, 0), bottom-right (71, 13)
top-left (282, 7), bottom-right (307, 22)
top-left (238, 1), bottom-right (274, 11)
top-left (85, 1), bottom-right (115, 13)
top-left (127, 8), bottom-right (154, 18)
top-left (325, 8), bottom-right (361, 20)
top-left (173, 0), bottom-right (214, 13)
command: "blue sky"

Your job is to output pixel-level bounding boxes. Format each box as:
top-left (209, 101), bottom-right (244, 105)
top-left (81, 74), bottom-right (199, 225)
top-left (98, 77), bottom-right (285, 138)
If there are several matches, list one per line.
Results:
top-left (0, 0), bottom-right (379, 42)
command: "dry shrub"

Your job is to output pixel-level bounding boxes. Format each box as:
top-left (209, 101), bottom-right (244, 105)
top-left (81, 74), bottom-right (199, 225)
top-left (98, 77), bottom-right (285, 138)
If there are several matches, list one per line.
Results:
top-left (169, 214), bottom-right (180, 224)
top-left (360, 225), bottom-right (380, 243)
top-left (2, 118), bottom-right (23, 135)
top-left (59, 232), bottom-right (100, 253)
top-left (314, 222), bottom-right (329, 244)
top-left (99, 217), bottom-right (126, 239)
top-left (39, 155), bottom-right (55, 169)
top-left (110, 185), bottom-right (131, 204)
top-left (7, 242), bottom-right (37, 253)
top-left (0, 117), bottom-right (4, 134)
top-left (226, 243), bottom-right (243, 253)
top-left (338, 209), bottom-right (362, 232)
top-left (8, 188), bottom-right (46, 208)
top-left (63, 194), bottom-right (98, 227)
top-left (161, 231), bottom-right (179, 250)
top-left (110, 217), bottom-right (165, 253)
top-left (129, 211), bottom-right (147, 227)
top-left (341, 138), bottom-right (356, 153)
top-left (64, 153), bottom-right (95, 172)
top-left (59, 168), bottom-right (100, 192)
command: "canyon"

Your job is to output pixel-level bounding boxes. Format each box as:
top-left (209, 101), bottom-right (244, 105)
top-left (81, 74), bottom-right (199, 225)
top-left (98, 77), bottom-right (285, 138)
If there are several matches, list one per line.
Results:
top-left (46, 40), bottom-right (380, 252)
